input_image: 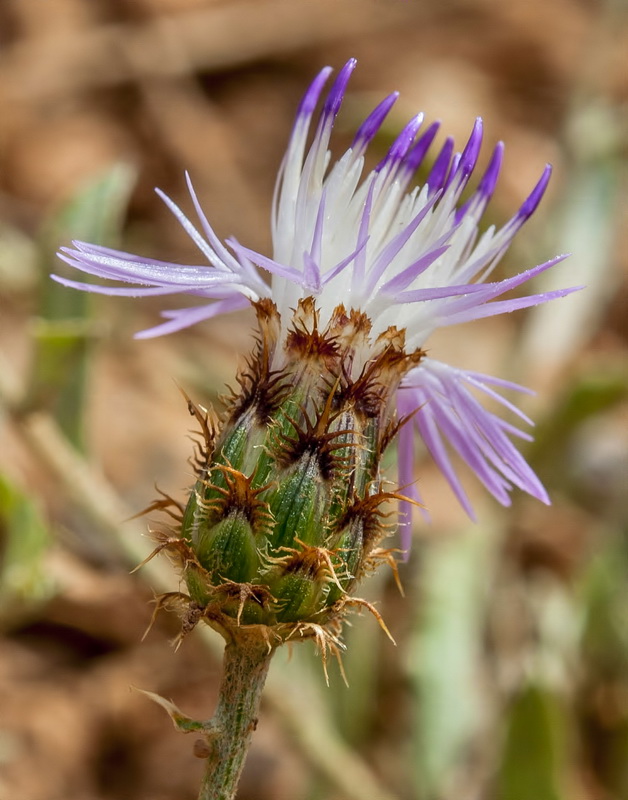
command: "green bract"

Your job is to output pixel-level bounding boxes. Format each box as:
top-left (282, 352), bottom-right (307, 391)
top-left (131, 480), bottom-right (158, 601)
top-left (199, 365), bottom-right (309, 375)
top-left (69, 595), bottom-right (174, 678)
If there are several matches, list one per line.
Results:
top-left (145, 298), bottom-right (421, 651)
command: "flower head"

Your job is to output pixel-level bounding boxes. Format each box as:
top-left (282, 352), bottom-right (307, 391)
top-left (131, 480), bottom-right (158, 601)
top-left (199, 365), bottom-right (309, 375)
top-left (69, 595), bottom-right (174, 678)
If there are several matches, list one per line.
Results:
top-left (54, 59), bottom-right (578, 550)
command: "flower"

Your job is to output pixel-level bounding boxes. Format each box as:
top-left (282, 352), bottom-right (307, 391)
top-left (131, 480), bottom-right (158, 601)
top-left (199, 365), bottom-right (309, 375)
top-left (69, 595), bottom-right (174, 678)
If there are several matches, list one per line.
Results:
top-left (53, 59), bottom-right (578, 546)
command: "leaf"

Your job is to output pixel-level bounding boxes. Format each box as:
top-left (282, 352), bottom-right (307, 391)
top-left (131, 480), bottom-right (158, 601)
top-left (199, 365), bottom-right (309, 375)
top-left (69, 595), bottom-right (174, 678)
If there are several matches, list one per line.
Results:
top-left (40, 163), bottom-right (137, 319)
top-left (0, 473), bottom-right (54, 625)
top-left (408, 523), bottom-right (499, 799)
top-left (580, 529), bottom-right (628, 672)
top-left (29, 164), bottom-right (136, 449)
top-left (134, 687), bottom-right (208, 733)
top-left (495, 684), bottom-right (568, 800)
top-left (530, 369), bottom-right (628, 486)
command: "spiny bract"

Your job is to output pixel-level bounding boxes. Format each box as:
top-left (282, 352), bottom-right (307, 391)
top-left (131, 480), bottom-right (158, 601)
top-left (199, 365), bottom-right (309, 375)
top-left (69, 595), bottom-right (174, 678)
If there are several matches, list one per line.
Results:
top-left (141, 298), bottom-right (412, 653)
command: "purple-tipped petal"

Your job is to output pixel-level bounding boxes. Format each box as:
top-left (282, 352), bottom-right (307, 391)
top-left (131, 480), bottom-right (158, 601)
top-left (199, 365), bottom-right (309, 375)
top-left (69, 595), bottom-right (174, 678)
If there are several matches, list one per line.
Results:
top-left (457, 118), bottom-right (483, 180)
top-left (426, 136), bottom-right (455, 193)
top-left (321, 58), bottom-right (356, 121)
top-left (515, 164), bottom-right (552, 223)
top-left (402, 121), bottom-right (441, 175)
top-left (376, 113), bottom-right (424, 172)
top-left (455, 142), bottom-right (504, 223)
top-left (352, 92), bottom-right (399, 151)
top-left (297, 66), bottom-right (333, 118)
top-left (477, 142), bottom-right (504, 200)
top-left (441, 153), bottom-right (462, 193)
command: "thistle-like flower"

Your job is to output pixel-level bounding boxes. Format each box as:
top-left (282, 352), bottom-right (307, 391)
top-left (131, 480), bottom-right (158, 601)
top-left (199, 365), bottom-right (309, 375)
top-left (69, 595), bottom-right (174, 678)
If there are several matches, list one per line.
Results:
top-left (54, 59), bottom-right (576, 631)
top-left (54, 59), bottom-right (579, 800)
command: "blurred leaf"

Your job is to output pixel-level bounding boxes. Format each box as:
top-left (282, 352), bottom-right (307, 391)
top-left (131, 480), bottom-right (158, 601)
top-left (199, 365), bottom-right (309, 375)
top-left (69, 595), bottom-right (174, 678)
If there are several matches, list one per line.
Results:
top-left (495, 684), bottom-right (569, 800)
top-left (600, 723), bottom-right (628, 800)
top-left (326, 571), bottom-right (387, 745)
top-left (0, 473), bottom-right (54, 625)
top-left (578, 532), bottom-right (628, 798)
top-left (269, 646), bottom-right (399, 800)
top-left (134, 689), bottom-right (207, 733)
top-left (27, 316), bottom-right (102, 420)
top-left (580, 528), bottom-right (628, 672)
top-left (40, 163), bottom-right (137, 319)
top-left (29, 164), bottom-right (136, 448)
top-left (530, 368), bottom-right (628, 488)
top-left (408, 523), bottom-right (499, 799)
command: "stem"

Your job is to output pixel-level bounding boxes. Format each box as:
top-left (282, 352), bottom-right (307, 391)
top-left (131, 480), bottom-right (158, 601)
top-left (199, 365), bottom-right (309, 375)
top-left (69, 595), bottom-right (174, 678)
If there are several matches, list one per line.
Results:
top-left (199, 633), bottom-right (275, 800)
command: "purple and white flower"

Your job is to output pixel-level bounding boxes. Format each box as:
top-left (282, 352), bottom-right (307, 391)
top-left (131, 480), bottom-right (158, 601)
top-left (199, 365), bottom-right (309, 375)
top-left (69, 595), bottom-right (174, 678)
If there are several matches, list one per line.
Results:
top-left (53, 58), bottom-right (579, 526)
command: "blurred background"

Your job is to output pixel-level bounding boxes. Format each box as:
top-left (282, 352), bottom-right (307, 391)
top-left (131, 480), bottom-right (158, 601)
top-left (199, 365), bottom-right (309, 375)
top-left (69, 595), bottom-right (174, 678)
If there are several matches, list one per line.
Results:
top-left (0, 0), bottom-right (627, 798)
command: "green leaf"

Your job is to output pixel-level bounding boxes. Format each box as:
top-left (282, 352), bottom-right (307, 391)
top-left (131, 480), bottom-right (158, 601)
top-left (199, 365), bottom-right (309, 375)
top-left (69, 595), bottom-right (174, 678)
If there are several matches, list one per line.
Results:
top-left (40, 163), bottom-right (137, 319)
top-left (30, 164), bottom-right (136, 449)
top-left (580, 530), bottom-right (628, 672)
top-left (134, 688), bottom-right (208, 733)
top-left (408, 523), bottom-right (499, 799)
top-left (326, 572), bottom-right (386, 744)
top-left (0, 473), bottom-right (54, 624)
top-left (531, 370), bottom-right (628, 486)
top-left (495, 684), bottom-right (568, 800)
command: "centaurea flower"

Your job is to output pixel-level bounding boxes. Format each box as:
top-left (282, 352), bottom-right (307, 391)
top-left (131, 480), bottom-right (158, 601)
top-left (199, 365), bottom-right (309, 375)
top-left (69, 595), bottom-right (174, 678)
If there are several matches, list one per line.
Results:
top-left (54, 59), bottom-right (576, 546)
top-left (54, 59), bottom-right (578, 800)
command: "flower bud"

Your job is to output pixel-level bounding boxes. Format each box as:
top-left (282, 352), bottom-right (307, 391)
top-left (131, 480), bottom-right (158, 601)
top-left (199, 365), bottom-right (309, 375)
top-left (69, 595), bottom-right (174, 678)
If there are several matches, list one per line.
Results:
top-left (146, 298), bottom-right (421, 647)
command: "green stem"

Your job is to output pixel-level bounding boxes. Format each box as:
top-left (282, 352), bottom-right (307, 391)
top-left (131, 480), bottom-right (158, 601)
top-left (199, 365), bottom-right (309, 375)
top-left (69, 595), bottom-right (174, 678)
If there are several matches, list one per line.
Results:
top-left (199, 633), bottom-right (275, 800)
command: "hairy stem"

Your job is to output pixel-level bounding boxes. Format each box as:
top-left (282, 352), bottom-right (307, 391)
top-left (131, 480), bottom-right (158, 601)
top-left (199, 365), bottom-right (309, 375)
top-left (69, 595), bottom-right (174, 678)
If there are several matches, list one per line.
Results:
top-left (199, 633), bottom-right (275, 800)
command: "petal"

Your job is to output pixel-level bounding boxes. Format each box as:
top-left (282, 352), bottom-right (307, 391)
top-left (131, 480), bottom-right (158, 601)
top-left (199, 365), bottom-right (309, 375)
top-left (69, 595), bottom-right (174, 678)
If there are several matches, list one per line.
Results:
top-left (398, 359), bottom-right (549, 515)
top-left (134, 296), bottom-right (249, 339)
top-left (352, 92), bottom-right (399, 154)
